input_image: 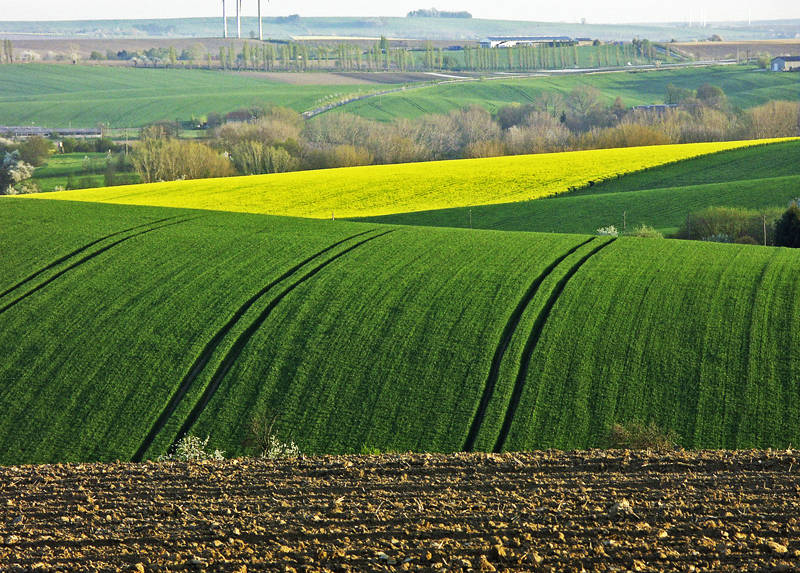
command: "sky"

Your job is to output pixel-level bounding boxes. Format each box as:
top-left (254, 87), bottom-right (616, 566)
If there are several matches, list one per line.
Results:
top-left (0, 0), bottom-right (797, 24)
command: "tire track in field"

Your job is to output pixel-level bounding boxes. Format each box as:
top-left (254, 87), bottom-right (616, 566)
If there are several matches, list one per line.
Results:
top-left (132, 229), bottom-right (378, 462)
top-left (493, 238), bottom-right (617, 453)
top-left (0, 217), bottom-right (198, 317)
top-left (167, 230), bottom-right (396, 453)
top-left (0, 216), bottom-right (182, 301)
top-left (463, 238), bottom-right (596, 452)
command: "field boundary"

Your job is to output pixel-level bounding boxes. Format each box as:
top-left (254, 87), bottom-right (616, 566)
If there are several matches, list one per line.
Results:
top-left (493, 238), bottom-right (617, 452)
top-left (131, 229), bottom-right (378, 462)
top-left (165, 230), bottom-right (396, 454)
top-left (463, 237), bottom-right (595, 451)
top-left (0, 216), bottom-right (197, 316)
top-left (0, 215), bottom-right (181, 301)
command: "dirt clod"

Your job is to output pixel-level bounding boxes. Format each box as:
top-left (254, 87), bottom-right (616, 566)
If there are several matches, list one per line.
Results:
top-left (0, 451), bottom-right (798, 571)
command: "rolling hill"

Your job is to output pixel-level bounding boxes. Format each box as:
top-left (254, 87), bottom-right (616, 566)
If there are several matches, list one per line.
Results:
top-left (327, 66), bottom-right (800, 121)
top-left (1, 64), bottom-right (797, 128)
top-left (35, 140), bottom-right (771, 219)
top-left (359, 139), bottom-right (800, 234)
top-left (1, 197), bottom-right (799, 467)
top-left (0, 64), bottom-right (381, 128)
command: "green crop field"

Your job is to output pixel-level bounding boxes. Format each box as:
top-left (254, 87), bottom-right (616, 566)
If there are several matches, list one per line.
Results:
top-left (32, 153), bottom-right (140, 192)
top-left (0, 64), bottom-right (380, 128)
top-left (1, 64), bottom-right (796, 129)
top-left (1, 197), bottom-right (799, 466)
top-left (359, 139), bottom-right (800, 234)
top-left (35, 140), bottom-right (771, 219)
top-left (329, 66), bottom-right (800, 121)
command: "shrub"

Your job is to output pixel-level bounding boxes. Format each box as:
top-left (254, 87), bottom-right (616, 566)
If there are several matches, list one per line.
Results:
top-left (597, 225), bottom-right (619, 237)
top-left (11, 179), bottom-right (40, 195)
top-left (132, 134), bottom-right (235, 183)
top-left (625, 224), bottom-right (663, 239)
top-left (242, 411), bottom-right (301, 459)
top-left (230, 141), bottom-right (298, 175)
top-left (607, 421), bottom-right (679, 451)
top-left (0, 151), bottom-right (35, 195)
top-left (677, 206), bottom-right (781, 245)
top-left (158, 435), bottom-right (225, 462)
top-left (701, 233), bottom-right (732, 243)
top-left (18, 136), bottom-right (54, 167)
top-left (774, 202), bottom-right (800, 248)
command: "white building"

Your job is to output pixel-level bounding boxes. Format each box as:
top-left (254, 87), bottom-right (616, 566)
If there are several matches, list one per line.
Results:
top-left (479, 36), bottom-right (574, 49)
top-left (771, 56), bottom-right (800, 72)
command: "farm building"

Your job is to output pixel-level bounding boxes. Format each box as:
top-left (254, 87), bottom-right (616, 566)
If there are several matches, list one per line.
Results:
top-left (770, 56), bottom-right (800, 72)
top-left (479, 36), bottom-right (574, 49)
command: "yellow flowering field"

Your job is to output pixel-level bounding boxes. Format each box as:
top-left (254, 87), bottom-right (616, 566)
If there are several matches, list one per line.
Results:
top-left (36, 139), bottom-right (789, 219)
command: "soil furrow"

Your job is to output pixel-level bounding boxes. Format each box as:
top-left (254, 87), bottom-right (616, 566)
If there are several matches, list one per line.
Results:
top-left (1, 450), bottom-right (798, 572)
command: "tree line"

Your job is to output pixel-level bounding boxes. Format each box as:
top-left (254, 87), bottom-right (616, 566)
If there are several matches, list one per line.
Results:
top-left (128, 84), bottom-right (800, 185)
top-left (97, 39), bottom-right (663, 72)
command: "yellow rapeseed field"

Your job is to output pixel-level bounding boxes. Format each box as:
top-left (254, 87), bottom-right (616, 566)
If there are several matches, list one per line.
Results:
top-left (36, 140), bottom-right (787, 218)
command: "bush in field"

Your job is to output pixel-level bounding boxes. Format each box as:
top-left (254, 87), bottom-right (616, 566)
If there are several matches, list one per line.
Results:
top-left (242, 411), bottom-right (301, 459)
top-left (607, 421), bottom-right (679, 451)
top-left (18, 136), bottom-right (54, 167)
top-left (746, 101), bottom-right (800, 139)
top-left (597, 225), bottom-right (619, 237)
top-left (302, 144), bottom-right (373, 170)
top-left (132, 128), bottom-right (235, 183)
top-left (774, 201), bottom-right (800, 248)
top-left (0, 151), bottom-right (35, 195)
top-left (158, 435), bottom-right (225, 462)
top-left (701, 233), bottom-right (732, 244)
top-left (677, 206), bottom-right (782, 245)
top-left (625, 224), bottom-right (663, 239)
top-left (230, 141), bottom-right (298, 175)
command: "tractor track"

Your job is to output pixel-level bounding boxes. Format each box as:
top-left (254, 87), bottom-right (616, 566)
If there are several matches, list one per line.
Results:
top-left (0, 216), bottom-right (197, 317)
top-left (132, 229), bottom-right (378, 462)
top-left (463, 238), bottom-right (595, 452)
top-left (168, 230), bottom-right (396, 453)
top-left (0, 215), bottom-right (182, 301)
top-left (494, 238), bottom-right (617, 453)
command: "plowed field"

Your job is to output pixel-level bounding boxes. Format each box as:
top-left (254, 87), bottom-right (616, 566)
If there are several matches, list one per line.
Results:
top-left (2, 451), bottom-right (799, 572)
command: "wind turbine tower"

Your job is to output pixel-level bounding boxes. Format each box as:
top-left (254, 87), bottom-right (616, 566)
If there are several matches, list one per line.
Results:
top-left (258, 0), bottom-right (263, 41)
top-left (222, 0), bottom-right (228, 38)
top-left (237, 0), bottom-right (242, 39)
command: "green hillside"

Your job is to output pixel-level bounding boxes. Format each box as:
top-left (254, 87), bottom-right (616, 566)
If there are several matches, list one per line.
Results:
top-left (0, 64), bottom-right (378, 128)
top-left (330, 66), bottom-right (800, 121)
top-left (1, 197), bottom-right (799, 465)
top-left (1, 64), bottom-right (796, 128)
top-left (357, 139), bottom-right (800, 234)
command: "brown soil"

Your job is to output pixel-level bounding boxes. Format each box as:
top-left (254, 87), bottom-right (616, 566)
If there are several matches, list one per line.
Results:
top-left (1, 450), bottom-right (799, 572)
top-left (235, 72), bottom-right (434, 86)
top-left (672, 40), bottom-right (800, 60)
